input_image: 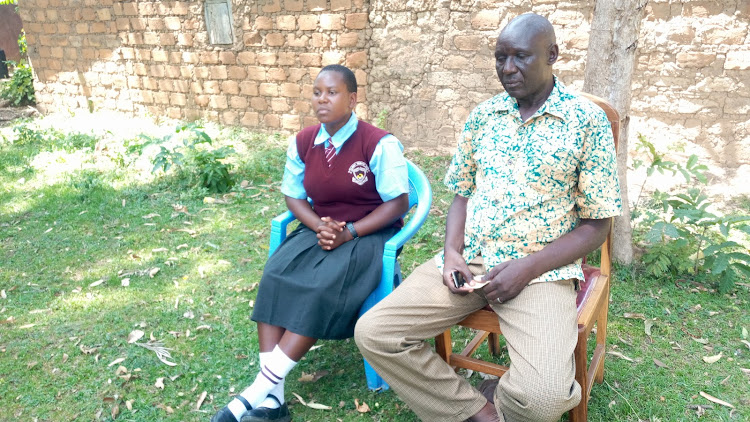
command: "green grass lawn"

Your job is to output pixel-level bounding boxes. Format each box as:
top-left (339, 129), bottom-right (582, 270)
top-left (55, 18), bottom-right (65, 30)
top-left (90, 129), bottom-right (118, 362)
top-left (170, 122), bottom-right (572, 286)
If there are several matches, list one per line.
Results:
top-left (0, 116), bottom-right (747, 421)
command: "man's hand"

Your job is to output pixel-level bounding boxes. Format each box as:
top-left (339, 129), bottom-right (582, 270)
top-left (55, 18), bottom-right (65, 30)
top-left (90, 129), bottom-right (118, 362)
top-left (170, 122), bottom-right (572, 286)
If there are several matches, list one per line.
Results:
top-left (316, 216), bottom-right (348, 250)
top-left (481, 257), bottom-right (536, 303)
top-left (442, 249), bottom-right (476, 295)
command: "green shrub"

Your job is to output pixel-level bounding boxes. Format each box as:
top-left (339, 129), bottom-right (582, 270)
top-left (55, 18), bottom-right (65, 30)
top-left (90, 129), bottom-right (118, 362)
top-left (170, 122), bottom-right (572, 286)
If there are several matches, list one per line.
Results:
top-left (134, 122), bottom-right (236, 193)
top-left (11, 123), bottom-right (45, 145)
top-left (187, 146), bottom-right (234, 193)
top-left (633, 135), bottom-right (750, 293)
top-left (1, 61), bottom-right (35, 106)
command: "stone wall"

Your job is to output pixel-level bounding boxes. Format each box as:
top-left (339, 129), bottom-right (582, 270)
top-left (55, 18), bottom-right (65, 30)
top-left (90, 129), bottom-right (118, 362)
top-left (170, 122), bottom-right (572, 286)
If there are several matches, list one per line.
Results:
top-left (19, 0), bottom-right (372, 129)
top-left (16, 0), bottom-right (750, 186)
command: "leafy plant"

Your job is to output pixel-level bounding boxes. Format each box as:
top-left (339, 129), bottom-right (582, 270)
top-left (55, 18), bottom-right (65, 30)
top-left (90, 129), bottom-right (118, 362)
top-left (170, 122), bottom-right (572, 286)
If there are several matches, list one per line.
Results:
top-left (188, 146), bottom-right (235, 193)
top-left (1, 60), bottom-right (35, 106)
top-left (11, 123), bottom-right (45, 145)
top-left (634, 136), bottom-right (750, 293)
top-left (17, 29), bottom-right (27, 57)
top-left (135, 122), bottom-right (235, 193)
top-left (375, 109), bottom-right (388, 129)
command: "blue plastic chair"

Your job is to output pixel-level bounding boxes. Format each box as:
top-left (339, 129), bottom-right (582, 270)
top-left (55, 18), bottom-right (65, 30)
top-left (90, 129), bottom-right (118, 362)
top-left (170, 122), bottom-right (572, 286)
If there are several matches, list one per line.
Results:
top-left (268, 159), bottom-right (433, 390)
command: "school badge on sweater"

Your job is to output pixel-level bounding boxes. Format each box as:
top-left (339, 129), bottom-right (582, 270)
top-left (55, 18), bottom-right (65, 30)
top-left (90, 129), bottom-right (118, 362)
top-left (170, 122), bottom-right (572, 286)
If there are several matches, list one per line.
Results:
top-left (348, 161), bottom-right (370, 185)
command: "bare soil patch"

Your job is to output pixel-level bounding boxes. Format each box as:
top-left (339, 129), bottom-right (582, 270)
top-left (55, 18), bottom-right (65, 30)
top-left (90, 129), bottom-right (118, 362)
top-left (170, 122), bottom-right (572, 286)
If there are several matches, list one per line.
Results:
top-left (0, 101), bottom-right (37, 126)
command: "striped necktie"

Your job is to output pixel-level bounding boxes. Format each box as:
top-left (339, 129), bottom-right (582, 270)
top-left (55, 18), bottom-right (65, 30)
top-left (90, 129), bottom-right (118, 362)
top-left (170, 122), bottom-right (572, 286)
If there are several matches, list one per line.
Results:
top-left (324, 139), bottom-right (336, 167)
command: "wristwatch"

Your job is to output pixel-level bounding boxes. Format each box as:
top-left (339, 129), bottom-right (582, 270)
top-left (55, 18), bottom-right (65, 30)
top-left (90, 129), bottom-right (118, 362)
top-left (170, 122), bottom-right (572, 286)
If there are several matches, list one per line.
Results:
top-left (346, 222), bottom-right (359, 239)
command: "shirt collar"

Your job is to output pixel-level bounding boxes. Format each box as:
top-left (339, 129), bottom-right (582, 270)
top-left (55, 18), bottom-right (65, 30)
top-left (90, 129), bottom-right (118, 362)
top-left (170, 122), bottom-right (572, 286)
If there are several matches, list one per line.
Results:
top-left (314, 112), bottom-right (358, 147)
top-left (495, 76), bottom-right (568, 121)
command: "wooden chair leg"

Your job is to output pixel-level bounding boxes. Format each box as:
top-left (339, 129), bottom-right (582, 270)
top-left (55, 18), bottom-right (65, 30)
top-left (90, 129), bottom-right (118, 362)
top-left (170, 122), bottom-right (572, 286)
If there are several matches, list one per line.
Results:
top-left (488, 332), bottom-right (501, 355)
top-left (435, 329), bottom-right (452, 364)
top-left (594, 284), bottom-right (609, 384)
top-left (570, 329), bottom-right (588, 422)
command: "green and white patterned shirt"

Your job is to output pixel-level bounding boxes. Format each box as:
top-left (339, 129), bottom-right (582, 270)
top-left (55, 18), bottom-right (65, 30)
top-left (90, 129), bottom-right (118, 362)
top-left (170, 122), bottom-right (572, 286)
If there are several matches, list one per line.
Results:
top-left (438, 79), bottom-right (622, 284)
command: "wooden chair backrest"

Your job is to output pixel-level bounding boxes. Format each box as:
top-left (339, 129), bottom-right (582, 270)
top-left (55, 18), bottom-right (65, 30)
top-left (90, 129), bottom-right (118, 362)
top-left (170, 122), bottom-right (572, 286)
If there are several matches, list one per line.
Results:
top-left (578, 92), bottom-right (620, 275)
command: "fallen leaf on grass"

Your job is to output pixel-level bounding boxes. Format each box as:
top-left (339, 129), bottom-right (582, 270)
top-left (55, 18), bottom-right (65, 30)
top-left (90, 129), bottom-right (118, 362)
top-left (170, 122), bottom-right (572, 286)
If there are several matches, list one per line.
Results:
top-left (111, 403), bottom-right (119, 419)
top-left (291, 392), bottom-right (332, 410)
top-left (699, 391), bottom-right (735, 408)
top-left (128, 330), bottom-right (144, 343)
top-left (623, 313), bottom-right (645, 319)
top-left (115, 366), bottom-right (128, 376)
top-left (156, 403), bottom-right (174, 414)
top-left (152, 247), bottom-right (168, 253)
top-left (653, 358), bottom-right (668, 368)
top-left (19, 323), bottom-right (35, 329)
top-left (703, 353), bottom-right (722, 364)
top-left (80, 344), bottom-right (98, 354)
top-left (1, 290), bottom-right (5, 299)
top-left (740, 368), bottom-right (749, 378)
top-left (89, 279), bottom-right (105, 287)
top-left (354, 398), bottom-right (370, 413)
top-left (108, 357), bottom-right (126, 367)
top-left (148, 267), bottom-right (160, 278)
top-left (27, 361), bottom-right (38, 369)
top-left (606, 351), bottom-right (634, 362)
top-left (298, 370), bottom-right (329, 383)
top-left (644, 320), bottom-right (654, 336)
top-left (142, 213), bottom-right (160, 219)
top-left (125, 400), bottom-right (133, 411)
top-left (155, 377), bottom-right (165, 389)
top-left (740, 340), bottom-right (750, 351)
top-left (692, 337), bottom-right (709, 345)
top-left (134, 340), bottom-right (177, 366)
top-left (195, 391), bottom-right (207, 410)
top-left (121, 278), bottom-right (130, 287)
top-left (176, 244), bottom-right (189, 250)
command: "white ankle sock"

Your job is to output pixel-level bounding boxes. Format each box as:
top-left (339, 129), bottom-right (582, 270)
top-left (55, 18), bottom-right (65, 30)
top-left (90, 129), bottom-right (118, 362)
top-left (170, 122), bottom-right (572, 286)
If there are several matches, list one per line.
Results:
top-left (227, 346), bottom-right (296, 419)
top-left (258, 352), bottom-right (283, 409)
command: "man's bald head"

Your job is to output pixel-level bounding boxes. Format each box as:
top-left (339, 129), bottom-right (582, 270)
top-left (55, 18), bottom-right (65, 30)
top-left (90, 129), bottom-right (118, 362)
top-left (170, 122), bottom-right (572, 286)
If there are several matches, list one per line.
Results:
top-left (494, 13), bottom-right (559, 107)
top-left (501, 13), bottom-right (556, 48)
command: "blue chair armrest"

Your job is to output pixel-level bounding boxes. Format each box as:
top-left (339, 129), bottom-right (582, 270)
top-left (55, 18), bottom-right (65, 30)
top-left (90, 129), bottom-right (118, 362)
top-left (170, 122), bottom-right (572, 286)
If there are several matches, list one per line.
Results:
top-left (360, 159), bottom-right (432, 315)
top-left (269, 210), bottom-right (296, 257)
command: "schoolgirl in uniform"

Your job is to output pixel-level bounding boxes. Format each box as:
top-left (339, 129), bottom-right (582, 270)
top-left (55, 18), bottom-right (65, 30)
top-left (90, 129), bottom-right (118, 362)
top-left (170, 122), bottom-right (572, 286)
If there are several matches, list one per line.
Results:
top-left (212, 65), bottom-right (410, 422)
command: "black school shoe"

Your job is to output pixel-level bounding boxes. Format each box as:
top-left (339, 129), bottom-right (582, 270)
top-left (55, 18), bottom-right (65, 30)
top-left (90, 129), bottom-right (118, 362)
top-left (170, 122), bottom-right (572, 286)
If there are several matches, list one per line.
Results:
top-left (211, 396), bottom-right (253, 422)
top-left (240, 395), bottom-right (291, 422)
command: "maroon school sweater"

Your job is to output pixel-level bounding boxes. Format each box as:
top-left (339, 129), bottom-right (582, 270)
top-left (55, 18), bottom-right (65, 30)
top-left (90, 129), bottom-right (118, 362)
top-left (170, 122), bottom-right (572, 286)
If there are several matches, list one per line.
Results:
top-left (297, 121), bottom-right (402, 228)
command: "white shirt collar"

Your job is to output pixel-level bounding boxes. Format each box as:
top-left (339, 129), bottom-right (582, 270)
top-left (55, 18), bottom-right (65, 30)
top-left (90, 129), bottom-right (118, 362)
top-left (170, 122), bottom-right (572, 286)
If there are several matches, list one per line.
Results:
top-left (313, 112), bottom-right (358, 148)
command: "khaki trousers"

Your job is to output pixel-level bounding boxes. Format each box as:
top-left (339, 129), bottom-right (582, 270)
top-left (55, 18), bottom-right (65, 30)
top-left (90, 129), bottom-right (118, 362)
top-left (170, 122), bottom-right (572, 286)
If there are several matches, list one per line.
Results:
top-left (355, 258), bottom-right (581, 422)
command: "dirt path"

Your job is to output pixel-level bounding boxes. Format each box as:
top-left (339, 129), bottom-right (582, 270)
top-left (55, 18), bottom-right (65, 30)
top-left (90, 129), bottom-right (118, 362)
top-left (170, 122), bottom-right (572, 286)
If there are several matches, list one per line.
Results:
top-left (0, 101), bottom-right (37, 126)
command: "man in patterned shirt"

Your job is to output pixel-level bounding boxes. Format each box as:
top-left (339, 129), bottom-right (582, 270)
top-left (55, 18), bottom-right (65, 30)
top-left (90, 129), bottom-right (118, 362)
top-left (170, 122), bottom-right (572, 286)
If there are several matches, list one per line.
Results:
top-left (356, 13), bottom-right (622, 422)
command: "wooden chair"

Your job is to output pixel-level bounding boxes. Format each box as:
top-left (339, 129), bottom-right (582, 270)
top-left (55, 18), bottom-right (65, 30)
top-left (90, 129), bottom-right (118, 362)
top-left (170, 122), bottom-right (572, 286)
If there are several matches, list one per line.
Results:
top-left (434, 93), bottom-right (619, 422)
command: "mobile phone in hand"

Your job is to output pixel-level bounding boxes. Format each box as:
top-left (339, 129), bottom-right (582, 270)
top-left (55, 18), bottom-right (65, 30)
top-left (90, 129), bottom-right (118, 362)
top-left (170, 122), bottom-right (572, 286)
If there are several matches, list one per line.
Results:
top-left (451, 270), bottom-right (465, 288)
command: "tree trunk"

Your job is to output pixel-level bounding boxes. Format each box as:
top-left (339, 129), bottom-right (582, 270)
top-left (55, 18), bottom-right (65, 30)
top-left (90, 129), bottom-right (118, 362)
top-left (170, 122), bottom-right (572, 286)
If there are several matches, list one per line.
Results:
top-left (582, 0), bottom-right (647, 265)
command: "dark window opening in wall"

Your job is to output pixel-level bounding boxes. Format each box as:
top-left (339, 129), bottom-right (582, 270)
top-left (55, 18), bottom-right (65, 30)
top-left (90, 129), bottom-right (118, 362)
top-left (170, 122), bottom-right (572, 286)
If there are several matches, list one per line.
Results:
top-left (205, 0), bottom-right (234, 45)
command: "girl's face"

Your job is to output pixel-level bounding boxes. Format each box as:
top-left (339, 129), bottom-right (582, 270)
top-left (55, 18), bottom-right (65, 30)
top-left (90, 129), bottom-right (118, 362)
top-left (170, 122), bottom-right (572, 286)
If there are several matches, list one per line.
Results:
top-left (312, 71), bottom-right (357, 136)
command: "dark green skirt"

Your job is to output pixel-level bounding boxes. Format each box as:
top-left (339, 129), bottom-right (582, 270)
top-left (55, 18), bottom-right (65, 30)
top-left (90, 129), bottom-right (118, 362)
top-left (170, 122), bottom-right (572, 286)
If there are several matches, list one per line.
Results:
top-left (251, 224), bottom-right (397, 340)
